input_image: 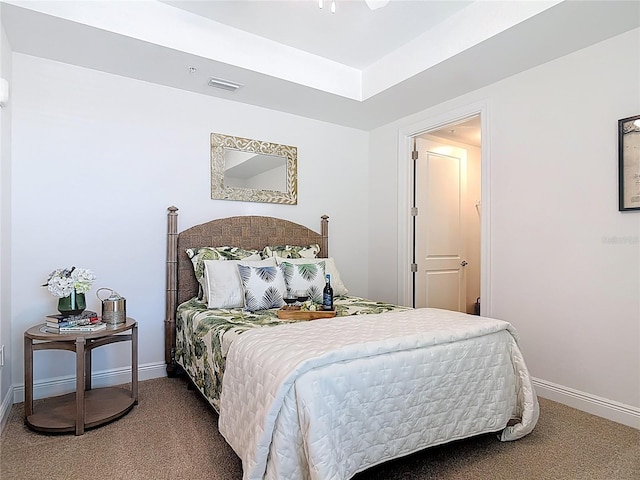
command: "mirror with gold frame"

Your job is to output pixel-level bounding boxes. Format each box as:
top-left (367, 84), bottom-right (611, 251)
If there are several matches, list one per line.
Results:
top-left (210, 133), bottom-right (298, 205)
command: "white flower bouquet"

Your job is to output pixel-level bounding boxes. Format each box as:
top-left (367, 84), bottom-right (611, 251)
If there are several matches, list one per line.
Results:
top-left (43, 266), bottom-right (96, 298)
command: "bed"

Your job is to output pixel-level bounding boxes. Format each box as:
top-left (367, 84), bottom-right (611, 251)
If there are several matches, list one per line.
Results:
top-left (164, 206), bottom-right (539, 480)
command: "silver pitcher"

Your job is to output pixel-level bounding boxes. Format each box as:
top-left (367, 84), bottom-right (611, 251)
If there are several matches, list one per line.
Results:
top-left (97, 288), bottom-right (126, 325)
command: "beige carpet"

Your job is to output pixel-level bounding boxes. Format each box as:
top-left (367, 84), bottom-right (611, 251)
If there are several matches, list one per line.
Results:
top-left (1, 377), bottom-right (638, 480)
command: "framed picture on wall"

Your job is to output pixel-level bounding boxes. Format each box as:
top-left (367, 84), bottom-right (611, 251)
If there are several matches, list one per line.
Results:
top-left (618, 114), bottom-right (640, 211)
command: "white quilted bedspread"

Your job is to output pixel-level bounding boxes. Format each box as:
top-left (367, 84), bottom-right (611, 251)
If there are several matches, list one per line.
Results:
top-left (219, 308), bottom-right (539, 480)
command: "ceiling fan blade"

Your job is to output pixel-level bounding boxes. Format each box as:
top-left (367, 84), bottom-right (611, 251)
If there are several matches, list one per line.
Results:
top-left (365, 0), bottom-right (391, 11)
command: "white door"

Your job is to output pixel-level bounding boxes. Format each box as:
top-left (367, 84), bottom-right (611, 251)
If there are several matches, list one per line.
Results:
top-left (414, 138), bottom-right (467, 311)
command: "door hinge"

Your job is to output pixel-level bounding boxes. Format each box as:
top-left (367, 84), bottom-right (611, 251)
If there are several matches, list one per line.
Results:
top-left (410, 207), bottom-right (418, 216)
top-left (411, 149), bottom-right (419, 160)
top-left (410, 263), bottom-right (418, 273)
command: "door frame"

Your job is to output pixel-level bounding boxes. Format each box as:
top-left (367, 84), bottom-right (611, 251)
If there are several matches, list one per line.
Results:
top-left (396, 101), bottom-right (491, 316)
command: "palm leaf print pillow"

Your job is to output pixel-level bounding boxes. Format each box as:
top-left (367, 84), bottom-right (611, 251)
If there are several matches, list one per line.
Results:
top-left (237, 264), bottom-right (286, 311)
top-left (280, 261), bottom-right (326, 303)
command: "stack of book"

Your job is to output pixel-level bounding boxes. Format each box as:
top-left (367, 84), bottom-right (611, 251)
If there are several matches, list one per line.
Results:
top-left (46, 311), bottom-right (107, 333)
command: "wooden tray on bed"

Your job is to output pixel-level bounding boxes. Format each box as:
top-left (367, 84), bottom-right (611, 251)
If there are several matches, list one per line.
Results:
top-left (277, 307), bottom-right (336, 320)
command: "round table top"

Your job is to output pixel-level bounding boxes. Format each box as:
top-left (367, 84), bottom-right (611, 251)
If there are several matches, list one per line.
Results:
top-left (25, 317), bottom-right (136, 341)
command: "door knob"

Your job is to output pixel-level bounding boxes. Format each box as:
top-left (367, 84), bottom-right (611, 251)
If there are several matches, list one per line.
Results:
top-left (460, 260), bottom-right (468, 267)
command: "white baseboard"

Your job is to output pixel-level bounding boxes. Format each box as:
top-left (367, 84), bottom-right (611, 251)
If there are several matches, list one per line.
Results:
top-left (532, 377), bottom-right (640, 429)
top-left (11, 361), bottom-right (167, 404)
top-left (1, 384), bottom-right (14, 434)
top-left (5, 369), bottom-right (638, 433)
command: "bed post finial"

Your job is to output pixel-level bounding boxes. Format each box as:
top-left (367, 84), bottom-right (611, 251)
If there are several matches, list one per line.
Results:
top-left (321, 215), bottom-right (329, 258)
top-left (166, 206), bottom-right (179, 375)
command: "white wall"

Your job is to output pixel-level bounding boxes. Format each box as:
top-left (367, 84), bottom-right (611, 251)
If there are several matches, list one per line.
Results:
top-left (0, 18), bottom-right (13, 429)
top-left (370, 29), bottom-right (640, 423)
top-left (461, 140), bottom-right (481, 313)
top-left (10, 54), bottom-right (370, 400)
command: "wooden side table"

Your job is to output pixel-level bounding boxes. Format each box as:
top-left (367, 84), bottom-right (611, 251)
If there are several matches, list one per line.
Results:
top-left (24, 317), bottom-right (138, 435)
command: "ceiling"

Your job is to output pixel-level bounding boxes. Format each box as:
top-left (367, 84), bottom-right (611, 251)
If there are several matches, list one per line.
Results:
top-left (1, 1), bottom-right (639, 132)
top-left (160, 0), bottom-right (474, 69)
top-left (425, 115), bottom-right (481, 147)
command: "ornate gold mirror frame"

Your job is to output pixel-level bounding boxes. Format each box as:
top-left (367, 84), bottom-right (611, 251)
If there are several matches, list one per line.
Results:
top-left (210, 133), bottom-right (298, 205)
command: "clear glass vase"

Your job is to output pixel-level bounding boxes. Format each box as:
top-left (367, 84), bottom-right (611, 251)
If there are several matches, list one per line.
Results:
top-left (57, 289), bottom-right (86, 316)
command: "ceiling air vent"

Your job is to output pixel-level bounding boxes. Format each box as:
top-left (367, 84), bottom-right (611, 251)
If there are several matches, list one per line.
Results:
top-left (208, 77), bottom-right (243, 92)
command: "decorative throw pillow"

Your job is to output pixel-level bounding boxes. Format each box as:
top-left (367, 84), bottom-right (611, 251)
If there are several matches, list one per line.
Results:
top-left (262, 244), bottom-right (320, 260)
top-left (204, 258), bottom-right (277, 309)
top-left (237, 264), bottom-right (286, 311)
top-left (279, 261), bottom-right (326, 303)
top-left (275, 257), bottom-right (348, 296)
top-left (186, 246), bottom-right (261, 301)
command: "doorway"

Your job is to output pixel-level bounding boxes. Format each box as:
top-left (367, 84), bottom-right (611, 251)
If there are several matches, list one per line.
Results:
top-left (411, 115), bottom-right (482, 313)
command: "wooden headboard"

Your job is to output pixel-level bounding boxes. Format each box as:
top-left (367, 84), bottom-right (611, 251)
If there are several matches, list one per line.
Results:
top-left (164, 206), bottom-right (329, 374)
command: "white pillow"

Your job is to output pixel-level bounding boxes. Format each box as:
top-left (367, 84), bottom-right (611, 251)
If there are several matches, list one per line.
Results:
top-left (204, 258), bottom-right (276, 309)
top-left (236, 264), bottom-right (286, 311)
top-left (187, 247), bottom-right (261, 302)
top-left (279, 261), bottom-right (326, 303)
top-left (274, 257), bottom-right (348, 296)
